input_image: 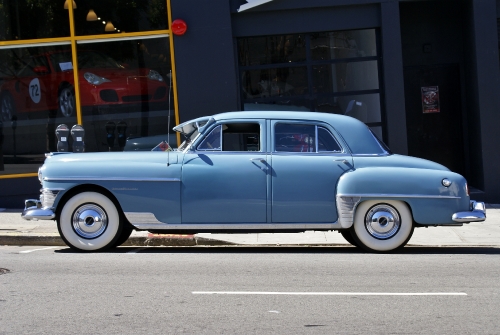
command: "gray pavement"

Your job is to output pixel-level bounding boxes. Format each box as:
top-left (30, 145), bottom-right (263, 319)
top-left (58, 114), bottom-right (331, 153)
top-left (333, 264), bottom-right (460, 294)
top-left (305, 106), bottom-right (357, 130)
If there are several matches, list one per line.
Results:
top-left (0, 205), bottom-right (499, 247)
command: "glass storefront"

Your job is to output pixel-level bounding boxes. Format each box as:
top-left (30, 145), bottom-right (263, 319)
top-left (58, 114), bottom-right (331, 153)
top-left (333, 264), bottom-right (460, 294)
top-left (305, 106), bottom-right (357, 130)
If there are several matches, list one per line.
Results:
top-left (0, 0), bottom-right (175, 176)
top-left (238, 29), bottom-right (384, 138)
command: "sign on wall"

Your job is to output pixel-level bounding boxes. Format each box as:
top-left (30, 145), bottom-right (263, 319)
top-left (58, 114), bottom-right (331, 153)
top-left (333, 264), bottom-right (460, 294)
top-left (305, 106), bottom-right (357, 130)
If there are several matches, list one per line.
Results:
top-left (421, 86), bottom-right (440, 113)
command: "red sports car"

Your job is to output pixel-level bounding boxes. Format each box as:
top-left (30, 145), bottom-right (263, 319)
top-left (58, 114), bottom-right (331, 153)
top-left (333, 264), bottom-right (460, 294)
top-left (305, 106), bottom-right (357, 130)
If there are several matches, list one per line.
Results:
top-left (0, 50), bottom-right (168, 120)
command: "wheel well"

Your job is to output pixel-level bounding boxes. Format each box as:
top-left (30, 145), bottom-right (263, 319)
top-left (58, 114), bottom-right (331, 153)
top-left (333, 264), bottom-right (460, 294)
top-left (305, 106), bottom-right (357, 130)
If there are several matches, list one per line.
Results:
top-left (55, 184), bottom-right (132, 227)
top-left (58, 82), bottom-right (73, 95)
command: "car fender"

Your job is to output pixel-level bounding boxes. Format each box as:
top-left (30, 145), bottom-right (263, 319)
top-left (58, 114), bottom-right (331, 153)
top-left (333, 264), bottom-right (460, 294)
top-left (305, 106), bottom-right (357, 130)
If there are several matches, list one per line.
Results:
top-left (335, 167), bottom-right (470, 228)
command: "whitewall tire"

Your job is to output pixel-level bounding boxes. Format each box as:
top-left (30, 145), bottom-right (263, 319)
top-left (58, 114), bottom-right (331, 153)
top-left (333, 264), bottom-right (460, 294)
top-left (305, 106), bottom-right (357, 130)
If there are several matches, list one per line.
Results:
top-left (57, 192), bottom-right (122, 251)
top-left (351, 200), bottom-right (414, 252)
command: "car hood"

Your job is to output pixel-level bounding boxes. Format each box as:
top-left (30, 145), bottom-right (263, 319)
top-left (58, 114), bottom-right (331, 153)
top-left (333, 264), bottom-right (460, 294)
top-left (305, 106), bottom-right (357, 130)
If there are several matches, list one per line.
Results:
top-left (40, 151), bottom-right (181, 180)
top-left (79, 68), bottom-right (158, 81)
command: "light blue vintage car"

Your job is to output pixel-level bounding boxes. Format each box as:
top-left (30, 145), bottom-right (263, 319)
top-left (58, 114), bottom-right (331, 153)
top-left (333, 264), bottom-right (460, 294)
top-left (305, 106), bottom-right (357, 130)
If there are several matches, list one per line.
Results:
top-left (22, 111), bottom-right (486, 252)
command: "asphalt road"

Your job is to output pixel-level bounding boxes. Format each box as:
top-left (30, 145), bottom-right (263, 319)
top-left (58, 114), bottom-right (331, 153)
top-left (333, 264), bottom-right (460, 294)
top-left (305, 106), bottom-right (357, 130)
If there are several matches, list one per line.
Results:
top-left (1, 245), bottom-right (500, 334)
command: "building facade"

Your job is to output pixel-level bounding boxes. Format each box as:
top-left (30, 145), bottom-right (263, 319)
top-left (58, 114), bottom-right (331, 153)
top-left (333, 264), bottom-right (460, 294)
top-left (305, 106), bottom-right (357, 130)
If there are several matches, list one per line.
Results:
top-left (1, 0), bottom-right (499, 207)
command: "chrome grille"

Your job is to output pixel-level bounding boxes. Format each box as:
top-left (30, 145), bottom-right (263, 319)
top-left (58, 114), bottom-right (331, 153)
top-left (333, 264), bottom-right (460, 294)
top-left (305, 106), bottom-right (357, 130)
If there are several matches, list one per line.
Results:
top-left (41, 189), bottom-right (61, 208)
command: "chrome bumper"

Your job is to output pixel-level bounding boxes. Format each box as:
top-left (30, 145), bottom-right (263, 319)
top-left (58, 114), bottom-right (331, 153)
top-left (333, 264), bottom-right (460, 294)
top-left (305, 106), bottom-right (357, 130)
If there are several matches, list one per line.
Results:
top-left (452, 201), bottom-right (486, 223)
top-left (21, 199), bottom-right (56, 221)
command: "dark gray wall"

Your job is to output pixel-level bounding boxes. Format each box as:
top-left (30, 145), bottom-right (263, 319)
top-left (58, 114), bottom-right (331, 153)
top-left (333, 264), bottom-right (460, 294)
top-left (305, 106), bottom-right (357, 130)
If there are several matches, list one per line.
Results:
top-left (466, 0), bottom-right (500, 201)
top-left (170, 0), bottom-right (239, 122)
top-left (0, 177), bottom-right (39, 209)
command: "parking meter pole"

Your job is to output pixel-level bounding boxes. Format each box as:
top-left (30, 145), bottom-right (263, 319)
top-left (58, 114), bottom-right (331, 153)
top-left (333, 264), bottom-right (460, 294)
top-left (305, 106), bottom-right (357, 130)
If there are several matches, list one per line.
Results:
top-left (71, 125), bottom-right (85, 153)
top-left (116, 121), bottom-right (127, 151)
top-left (105, 121), bottom-right (116, 152)
top-left (55, 124), bottom-right (70, 152)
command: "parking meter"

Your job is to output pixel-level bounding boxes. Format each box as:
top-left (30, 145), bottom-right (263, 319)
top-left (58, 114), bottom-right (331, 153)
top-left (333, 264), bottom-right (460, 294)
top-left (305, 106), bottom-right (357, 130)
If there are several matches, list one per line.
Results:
top-left (116, 121), bottom-right (127, 150)
top-left (105, 121), bottom-right (116, 151)
top-left (55, 124), bottom-right (70, 152)
top-left (71, 124), bottom-right (85, 153)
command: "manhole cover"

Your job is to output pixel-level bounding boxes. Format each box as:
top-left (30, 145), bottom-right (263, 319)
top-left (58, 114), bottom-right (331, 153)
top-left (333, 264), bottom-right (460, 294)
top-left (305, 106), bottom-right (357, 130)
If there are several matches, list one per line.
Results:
top-left (0, 268), bottom-right (10, 275)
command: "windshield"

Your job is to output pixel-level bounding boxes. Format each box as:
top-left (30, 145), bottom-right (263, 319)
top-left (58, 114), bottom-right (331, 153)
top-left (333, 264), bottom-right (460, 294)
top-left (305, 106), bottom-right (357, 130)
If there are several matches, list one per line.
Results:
top-left (177, 130), bottom-right (200, 151)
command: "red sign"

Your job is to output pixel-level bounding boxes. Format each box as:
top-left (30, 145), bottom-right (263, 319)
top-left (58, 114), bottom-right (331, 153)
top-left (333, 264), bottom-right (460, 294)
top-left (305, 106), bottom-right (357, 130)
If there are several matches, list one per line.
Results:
top-left (421, 86), bottom-right (440, 113)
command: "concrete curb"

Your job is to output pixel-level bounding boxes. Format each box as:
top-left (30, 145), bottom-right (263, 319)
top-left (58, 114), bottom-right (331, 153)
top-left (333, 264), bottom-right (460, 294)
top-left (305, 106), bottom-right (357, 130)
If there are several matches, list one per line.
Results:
top-left (0, 234), bottom-right (235, 247)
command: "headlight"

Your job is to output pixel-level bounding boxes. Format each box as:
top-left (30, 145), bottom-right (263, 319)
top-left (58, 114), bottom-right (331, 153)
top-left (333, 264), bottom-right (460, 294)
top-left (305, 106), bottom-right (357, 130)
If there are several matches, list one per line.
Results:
top-left (38, 167), bottom-right (42, 183)
top-left (84, 72), bottom-right (111, 85)
top-left (147, 70), bottom-right (163, 82)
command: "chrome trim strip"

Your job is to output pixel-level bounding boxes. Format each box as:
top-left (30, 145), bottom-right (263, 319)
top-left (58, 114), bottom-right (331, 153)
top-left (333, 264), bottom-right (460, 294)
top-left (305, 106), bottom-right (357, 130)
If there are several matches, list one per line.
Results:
top-left (337, 193), bottom-right (461, 199)
top-left (124, 212), bottom-right (341, 230)
top-left (43, 177), bottom-right (180, 182)
top-left (336, 196), bottom-right (361, 228)
top-left (41, 188), bottom-right (64, 208)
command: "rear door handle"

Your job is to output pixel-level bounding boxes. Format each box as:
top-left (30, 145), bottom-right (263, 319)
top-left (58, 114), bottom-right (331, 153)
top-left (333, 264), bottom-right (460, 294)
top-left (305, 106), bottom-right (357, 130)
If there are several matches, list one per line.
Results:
top-left (250, 158), bottom-right (268, 171)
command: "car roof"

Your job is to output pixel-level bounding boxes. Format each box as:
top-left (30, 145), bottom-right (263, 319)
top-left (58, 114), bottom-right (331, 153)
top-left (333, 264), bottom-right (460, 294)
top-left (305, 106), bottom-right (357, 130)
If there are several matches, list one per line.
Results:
top-left (211, 111), bottom-right (387, 155)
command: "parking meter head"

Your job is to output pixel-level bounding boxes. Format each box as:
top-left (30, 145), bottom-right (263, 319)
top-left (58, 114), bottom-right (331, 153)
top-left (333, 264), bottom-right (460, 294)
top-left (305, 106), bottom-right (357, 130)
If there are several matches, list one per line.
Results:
top-left (71, 124), bottom-right (85, 153)
top-left (116, 121), bottom-right (127, 148)
top-left (55, 124), bottom-right (70, 152)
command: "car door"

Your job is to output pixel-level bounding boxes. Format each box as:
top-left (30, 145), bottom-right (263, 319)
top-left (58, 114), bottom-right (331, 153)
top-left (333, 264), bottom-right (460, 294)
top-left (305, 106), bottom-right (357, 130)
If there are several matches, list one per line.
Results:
top-left (271, 120), bottom-right (352, 223)
top-left (181, 120), bottom-right (268, 223)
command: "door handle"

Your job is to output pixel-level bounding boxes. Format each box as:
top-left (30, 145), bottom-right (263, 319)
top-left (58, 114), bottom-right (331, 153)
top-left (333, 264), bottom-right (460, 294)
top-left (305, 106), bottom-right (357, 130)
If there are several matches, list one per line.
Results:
top-left (250, 158), bottom-right (268, 171)
top-left (335, 159), bottom-right (354, 170)
top-left (250, 158), bottom-right (266, 163)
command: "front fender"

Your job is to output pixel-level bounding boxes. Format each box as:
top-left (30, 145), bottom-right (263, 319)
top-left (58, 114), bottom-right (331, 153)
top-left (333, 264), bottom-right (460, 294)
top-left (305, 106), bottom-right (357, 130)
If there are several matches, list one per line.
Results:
top-left (335, 167), bottom-right (470, 228)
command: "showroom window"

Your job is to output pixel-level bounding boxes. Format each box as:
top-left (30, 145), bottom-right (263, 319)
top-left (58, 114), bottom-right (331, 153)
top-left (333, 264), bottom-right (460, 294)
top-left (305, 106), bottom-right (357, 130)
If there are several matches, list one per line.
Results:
top-left (0, 0), bottom-right (177, 176)
top-left (238, 29), bottom-right (385, 140)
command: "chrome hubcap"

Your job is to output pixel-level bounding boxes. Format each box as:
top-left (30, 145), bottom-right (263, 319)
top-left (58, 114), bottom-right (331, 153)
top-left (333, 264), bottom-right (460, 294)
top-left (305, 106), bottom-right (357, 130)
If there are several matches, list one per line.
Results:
top-left (72, 204), bottom-right (108, 239)
top-left (365, 204), bottom-right (400, 240)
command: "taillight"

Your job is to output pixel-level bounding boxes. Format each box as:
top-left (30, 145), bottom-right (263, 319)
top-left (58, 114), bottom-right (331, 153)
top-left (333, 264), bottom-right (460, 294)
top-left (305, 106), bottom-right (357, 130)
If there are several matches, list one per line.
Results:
top-left (465, 183), bottom-right (469, 196)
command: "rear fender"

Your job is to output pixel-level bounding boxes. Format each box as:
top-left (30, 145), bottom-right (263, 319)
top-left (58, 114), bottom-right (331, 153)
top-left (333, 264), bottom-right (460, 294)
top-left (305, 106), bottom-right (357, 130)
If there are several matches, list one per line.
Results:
top-left (335, 167), bottom-right (470, 228)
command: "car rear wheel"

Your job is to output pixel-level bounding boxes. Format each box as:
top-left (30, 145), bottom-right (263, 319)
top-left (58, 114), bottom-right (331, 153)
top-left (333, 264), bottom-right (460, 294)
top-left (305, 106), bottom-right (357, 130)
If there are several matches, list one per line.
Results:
top-left (57, 191), bottom-right (122, 251)
top-left (58, 85), bottom-right (75, 117)
top-left (1, 93), bottom-right (15, 121)
top-left (351, 200), bottom-right (414, 252)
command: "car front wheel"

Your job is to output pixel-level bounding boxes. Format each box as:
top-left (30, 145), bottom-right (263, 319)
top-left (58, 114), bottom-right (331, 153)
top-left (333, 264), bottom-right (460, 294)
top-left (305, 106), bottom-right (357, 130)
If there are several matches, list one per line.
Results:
top-left (57, 191), bottom-right (122, 251)
top-left (351, 200), bottom-right (414, 252)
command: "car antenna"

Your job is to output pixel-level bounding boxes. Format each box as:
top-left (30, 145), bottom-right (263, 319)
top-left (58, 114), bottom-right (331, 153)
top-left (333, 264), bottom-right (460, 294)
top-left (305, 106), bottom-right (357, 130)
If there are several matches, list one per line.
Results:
top-left (167, 70), bottom-right (172, 166)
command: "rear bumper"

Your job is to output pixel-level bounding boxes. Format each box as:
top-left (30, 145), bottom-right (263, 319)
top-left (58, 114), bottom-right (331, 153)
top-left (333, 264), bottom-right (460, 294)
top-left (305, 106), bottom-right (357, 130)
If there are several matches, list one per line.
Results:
top-left (452, 201), bottom-right (486, 223)
top-left (21, 199), bottom-right (56, 221)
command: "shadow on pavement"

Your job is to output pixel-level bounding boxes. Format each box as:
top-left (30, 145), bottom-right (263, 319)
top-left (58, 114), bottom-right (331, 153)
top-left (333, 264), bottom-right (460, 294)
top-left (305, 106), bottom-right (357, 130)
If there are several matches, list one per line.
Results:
top-left (54, 245), bottom-right (500, 255)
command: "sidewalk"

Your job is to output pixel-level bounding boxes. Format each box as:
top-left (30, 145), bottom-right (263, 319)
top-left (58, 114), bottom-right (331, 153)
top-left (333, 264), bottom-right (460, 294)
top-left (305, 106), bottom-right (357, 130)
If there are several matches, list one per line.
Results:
top-left (1, 206), bottom-right (499, 248)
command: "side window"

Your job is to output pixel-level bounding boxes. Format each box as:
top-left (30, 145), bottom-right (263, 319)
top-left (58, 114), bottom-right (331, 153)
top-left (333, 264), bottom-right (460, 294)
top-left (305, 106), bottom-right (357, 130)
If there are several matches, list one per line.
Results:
top-left (197, 123), bottom-right (261, 152)
top-left (222, 123), bottom-right (261, 152)
top-left (318, 127), bottom-right (342, 152)
top-left (275, 123), bottom-right (315, 152)
top-left (198, 125), bottom-right (222, 151)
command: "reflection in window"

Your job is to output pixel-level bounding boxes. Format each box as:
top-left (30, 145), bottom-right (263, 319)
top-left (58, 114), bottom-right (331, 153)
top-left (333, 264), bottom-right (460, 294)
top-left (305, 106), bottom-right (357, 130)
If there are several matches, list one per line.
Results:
top-left (74, 1), bottom-right (167, 36)
top-left (238, 34), bottom-right (306, 66)
top-left (0, 45), bottom-right (78, 175)
top-left (318, 127), bottom-right (341, 152)
top-left (238, 29), bottom-right (383, 140)
top-left (78, 37), bottom-right (173, 153)
top-left (198, 125), bottom-right (221, 151)
top-left (310, 30), bottom-right (377, 60)
top-left (275, 124), bottom-right (316, 153)
top-left (198, 123), bottom-right (261, 152)
top-left (0, 0), bottom-right (70, 41)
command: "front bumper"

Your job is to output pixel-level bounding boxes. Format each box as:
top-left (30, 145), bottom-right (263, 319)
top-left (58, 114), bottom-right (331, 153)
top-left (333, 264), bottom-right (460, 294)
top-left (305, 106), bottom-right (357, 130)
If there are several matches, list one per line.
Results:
top-left (452, 200), bottom-right (486, 223)
top-left (21, 199), bottom-right (56, 221)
